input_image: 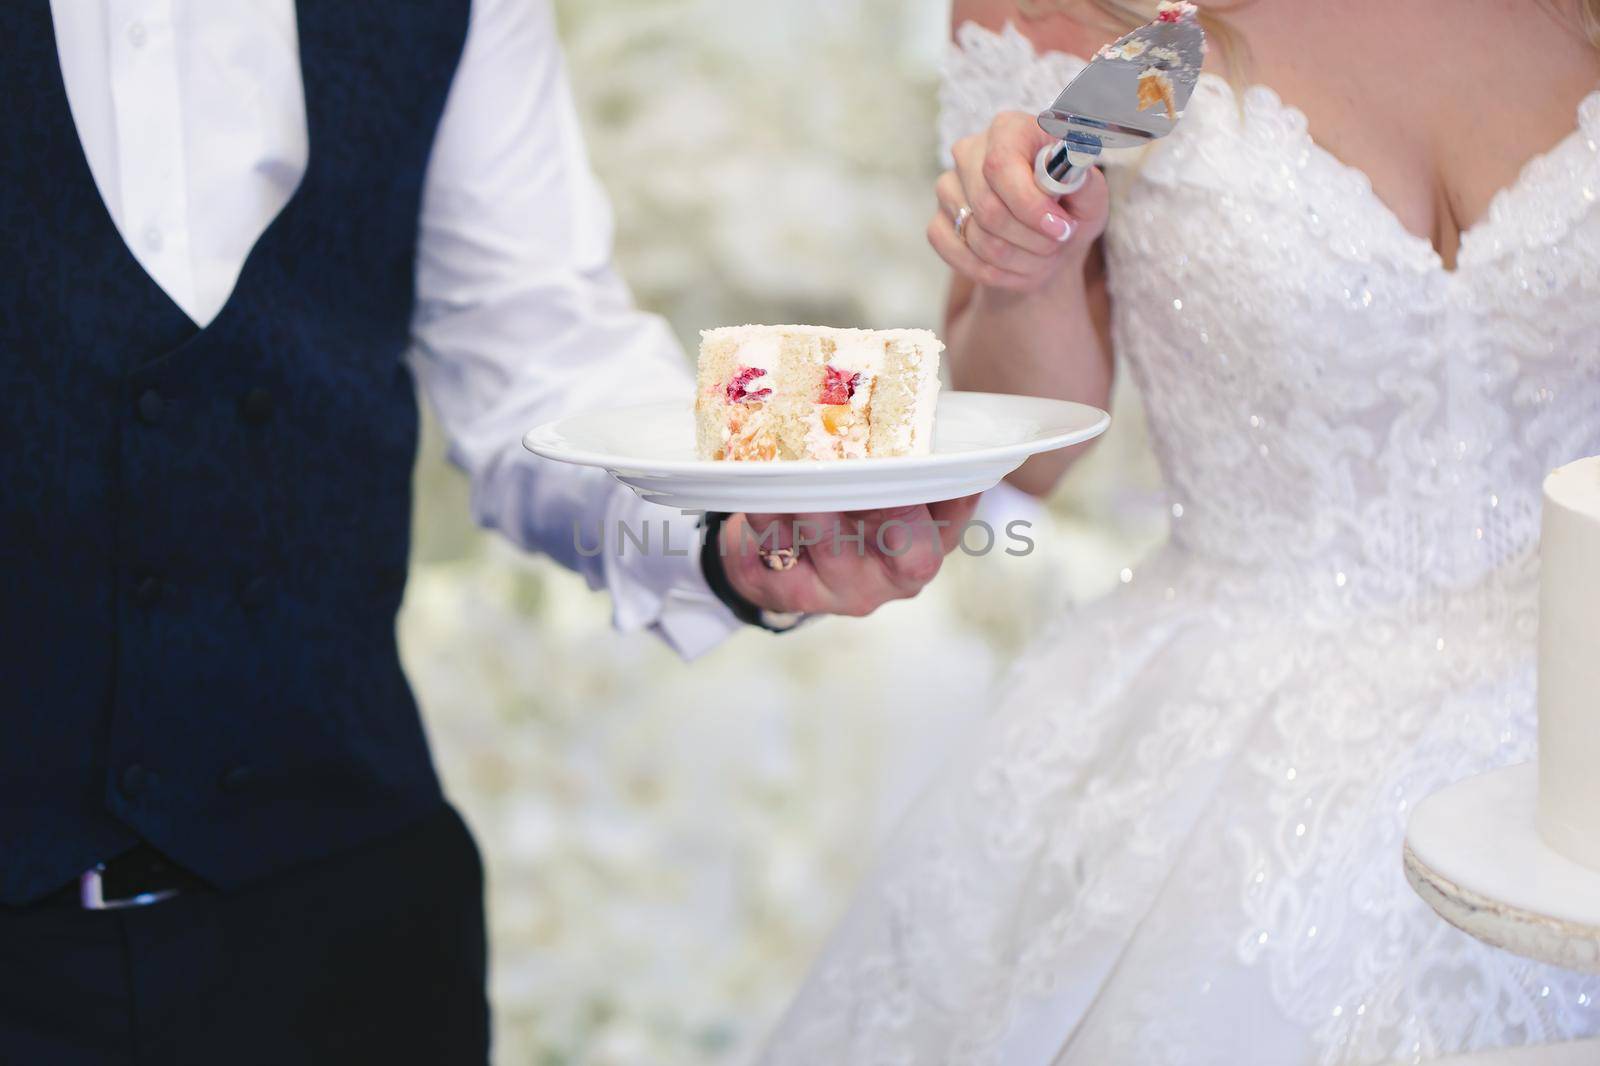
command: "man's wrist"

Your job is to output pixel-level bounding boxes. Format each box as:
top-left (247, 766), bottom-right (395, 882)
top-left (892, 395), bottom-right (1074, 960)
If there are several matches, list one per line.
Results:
top-left (699, 512), bottom-right (806, 634)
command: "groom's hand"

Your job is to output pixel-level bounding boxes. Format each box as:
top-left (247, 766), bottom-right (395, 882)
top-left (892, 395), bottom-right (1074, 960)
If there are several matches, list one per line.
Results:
top-left (719, 495), bottom-right (982, 618)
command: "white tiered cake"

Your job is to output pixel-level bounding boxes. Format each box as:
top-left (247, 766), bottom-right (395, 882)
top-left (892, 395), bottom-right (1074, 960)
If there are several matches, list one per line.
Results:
top-left (1537, 455), bottom-right (1600, 871)
top-left (1402, 453), bottom-right (1600, 974)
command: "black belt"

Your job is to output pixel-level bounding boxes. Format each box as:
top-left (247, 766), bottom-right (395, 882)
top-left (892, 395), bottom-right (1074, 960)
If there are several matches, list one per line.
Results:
top-left (34, 844), bottom-right (208, 910)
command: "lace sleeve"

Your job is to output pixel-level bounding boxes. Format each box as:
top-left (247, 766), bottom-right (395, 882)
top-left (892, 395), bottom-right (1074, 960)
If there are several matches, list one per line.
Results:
top-left (937, 21), bottom-right (1089, 167)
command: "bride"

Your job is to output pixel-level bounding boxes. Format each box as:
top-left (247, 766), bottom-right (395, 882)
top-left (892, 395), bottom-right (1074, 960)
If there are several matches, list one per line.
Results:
top-left (760, 1), bottom-right (1600, 1063)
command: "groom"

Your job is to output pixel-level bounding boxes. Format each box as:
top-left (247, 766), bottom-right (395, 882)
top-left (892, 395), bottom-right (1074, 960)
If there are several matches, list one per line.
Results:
top-left (0, 1), bottom-right (976, 1063)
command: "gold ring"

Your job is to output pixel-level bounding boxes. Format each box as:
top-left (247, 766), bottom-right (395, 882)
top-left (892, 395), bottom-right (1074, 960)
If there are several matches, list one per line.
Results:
top-left (759, 546), bottom-right (799, 572)
top-left (953, 204), bottom-right (973, 243)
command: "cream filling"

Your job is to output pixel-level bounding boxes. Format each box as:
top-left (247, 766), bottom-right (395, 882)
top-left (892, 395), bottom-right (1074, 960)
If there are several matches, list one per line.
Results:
top-left (728, 333), bottom-right (781, 385)
top-left (817, 334), bottom-right (885, 457)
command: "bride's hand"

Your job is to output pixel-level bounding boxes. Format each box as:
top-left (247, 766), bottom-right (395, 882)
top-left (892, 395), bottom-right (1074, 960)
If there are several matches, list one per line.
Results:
top-left (930, 110), bottom-right (1110, 292)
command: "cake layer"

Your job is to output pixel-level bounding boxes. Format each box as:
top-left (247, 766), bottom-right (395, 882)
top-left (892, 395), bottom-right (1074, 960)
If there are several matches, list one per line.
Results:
top-left (694, 325), bottom-right (941, 461)
top-left (1537, 454), bottom-right (1600, 870)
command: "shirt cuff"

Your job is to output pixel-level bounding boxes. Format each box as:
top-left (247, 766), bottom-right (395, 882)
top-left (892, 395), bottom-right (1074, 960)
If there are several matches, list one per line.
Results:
top-left (600, 486), bottom-right (742, 660)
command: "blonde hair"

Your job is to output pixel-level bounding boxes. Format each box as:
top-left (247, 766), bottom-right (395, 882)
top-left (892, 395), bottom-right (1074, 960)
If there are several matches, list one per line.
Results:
top-left (1014, 0), bottom-right (1248, 81)
top-left (1015, 0), bottom-right (1600, 71)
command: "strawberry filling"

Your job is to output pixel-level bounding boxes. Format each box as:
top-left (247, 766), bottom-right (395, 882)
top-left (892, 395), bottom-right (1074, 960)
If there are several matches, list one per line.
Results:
top-left (1156, 2), bottom-right (1194, 22)
top-left (725, 366), bottom-right (771, 403)
top-left (818, 366), bottom-right (861, 405)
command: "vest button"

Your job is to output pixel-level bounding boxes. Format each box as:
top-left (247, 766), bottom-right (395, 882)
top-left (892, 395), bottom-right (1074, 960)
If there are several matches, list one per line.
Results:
top-left (136, 389), bottom-right (165, 425)
top-left (120, 764), bottom-right (150, 798)
top-left (219, 765), bottom-right (254, 793)
top-left (239, 575), bottom-right (270, 611)
top-left (133, 576), bottom-right (162, 608)
top-left (240, 387), bottom-right (274, 425)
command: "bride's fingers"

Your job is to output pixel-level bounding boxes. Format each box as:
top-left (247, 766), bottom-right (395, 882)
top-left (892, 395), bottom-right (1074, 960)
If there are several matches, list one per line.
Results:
top-left (927, 210), bottom-right (1034, 290)
top-left (953, 151), bottom-right (1064, 257)
top-left (939, 177), bottom-right (1060, 276)
top-left (960, 217), bottom-right (1061, 277)
top-left (1053, 164), bottom-right (1111, 240)
top-left (982, 113), bottom-right (1083, 243)
top-left (934, 171), bottom-right (974, 237)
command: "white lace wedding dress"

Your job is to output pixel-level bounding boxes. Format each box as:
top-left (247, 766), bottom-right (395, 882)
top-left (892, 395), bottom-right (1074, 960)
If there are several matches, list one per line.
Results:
top-left (759, 24), bottom-right (1600, 1066)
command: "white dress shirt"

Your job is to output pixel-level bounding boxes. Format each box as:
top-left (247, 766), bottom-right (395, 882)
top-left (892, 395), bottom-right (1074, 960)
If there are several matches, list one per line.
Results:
top-left (48, 0), bottom-right (741, 658)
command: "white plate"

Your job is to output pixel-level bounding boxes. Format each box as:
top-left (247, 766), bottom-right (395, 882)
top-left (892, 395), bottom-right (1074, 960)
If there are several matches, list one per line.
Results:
top-left (523, 391), bottom-right (1110, 513)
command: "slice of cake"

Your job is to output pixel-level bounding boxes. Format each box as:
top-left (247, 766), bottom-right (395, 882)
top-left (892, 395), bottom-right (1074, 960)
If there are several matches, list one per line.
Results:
top-left (694, 325), bottom-right (942, 461)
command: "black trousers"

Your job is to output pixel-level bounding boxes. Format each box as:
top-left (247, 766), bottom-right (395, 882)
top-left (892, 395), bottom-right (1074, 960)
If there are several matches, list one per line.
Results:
top-left (0, 803), bottom-right (489, 1065)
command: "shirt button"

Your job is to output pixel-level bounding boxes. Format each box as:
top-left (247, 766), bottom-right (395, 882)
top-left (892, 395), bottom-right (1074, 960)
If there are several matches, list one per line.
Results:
top-left (127, 21), bottom-right (147, 47)
top-left (120, 764), bottom-right (150, 798)
top-left (133, 575), bottom-right (162, 608)
top-left (219, 765), bottom-right (254, 793)
top-left (239, 575), bottom-right (270, 611)
top-left (143, 226), bottom-right (163, 252)
top-left (240, 387), bottom-right (274, 425)
top-left (136, 388), bottom-right (164, 425)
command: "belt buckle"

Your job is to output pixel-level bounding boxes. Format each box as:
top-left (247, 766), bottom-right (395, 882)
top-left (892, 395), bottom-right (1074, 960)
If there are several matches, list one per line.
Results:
top-left (79, 863), bottom-right (180, 911)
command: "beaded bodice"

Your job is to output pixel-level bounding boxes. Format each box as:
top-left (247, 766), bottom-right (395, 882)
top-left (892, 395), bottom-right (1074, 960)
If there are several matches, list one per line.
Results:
top-left (758, 32), bottom-right (1600, 1063)
top-left (757, 33), bottom-right (1600, 1065)
top-left (941, 23), bottom-right (1600, 615)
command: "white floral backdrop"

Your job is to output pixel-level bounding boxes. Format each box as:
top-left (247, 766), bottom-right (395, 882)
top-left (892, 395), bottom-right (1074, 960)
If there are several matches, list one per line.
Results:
top-left (398, 2), bottom-right (1166, 1063)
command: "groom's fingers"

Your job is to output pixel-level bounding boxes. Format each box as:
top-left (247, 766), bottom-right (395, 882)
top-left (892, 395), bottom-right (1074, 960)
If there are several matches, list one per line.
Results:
top-left (779, 513), bottom-right (903, 614)
top-left (860, 506), bottom-right (947, 595)
top-left (728, 511), bottom-right (953, 617)
top-left (803, 516), bottom-right (905, 615)
top-left (737, 511), bottom-right (790, 554)
top-left (801, 506), bottom-right (944, 603)
top-left (925, 494), bottom-right (983, 554)
top-left (804, 505), bottom-right (955, 604)
top-left (727, 512), bottom-right (835, 615)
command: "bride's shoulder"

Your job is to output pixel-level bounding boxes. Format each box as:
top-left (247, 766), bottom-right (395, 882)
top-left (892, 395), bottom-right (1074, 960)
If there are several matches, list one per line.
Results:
top-left (951, 0), bottom-right (1126, 62)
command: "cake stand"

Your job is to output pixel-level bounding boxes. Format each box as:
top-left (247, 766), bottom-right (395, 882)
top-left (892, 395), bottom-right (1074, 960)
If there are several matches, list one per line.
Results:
top-left (1405, 762), bottom-right (1600, 973)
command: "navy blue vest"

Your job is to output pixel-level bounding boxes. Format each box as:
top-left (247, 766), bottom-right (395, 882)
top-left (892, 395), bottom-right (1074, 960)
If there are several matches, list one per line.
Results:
top-left (0, 3), bottom-right (471, 903)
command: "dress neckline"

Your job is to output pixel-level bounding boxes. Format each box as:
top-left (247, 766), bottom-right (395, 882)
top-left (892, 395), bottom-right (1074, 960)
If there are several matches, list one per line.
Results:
top-left (1197, 73), bottom-right (1600, 276)
top-left (960, 21), bottom-right (1600, 278)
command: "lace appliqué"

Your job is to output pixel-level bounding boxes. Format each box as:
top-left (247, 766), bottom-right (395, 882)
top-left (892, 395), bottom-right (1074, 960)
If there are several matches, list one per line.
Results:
top-left (762, 24), bottom-right (1600, 1066)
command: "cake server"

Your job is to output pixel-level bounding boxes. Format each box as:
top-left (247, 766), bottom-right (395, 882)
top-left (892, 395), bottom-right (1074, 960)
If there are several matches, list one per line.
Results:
top-left (1034, 6), bottom-right (1206, 197)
